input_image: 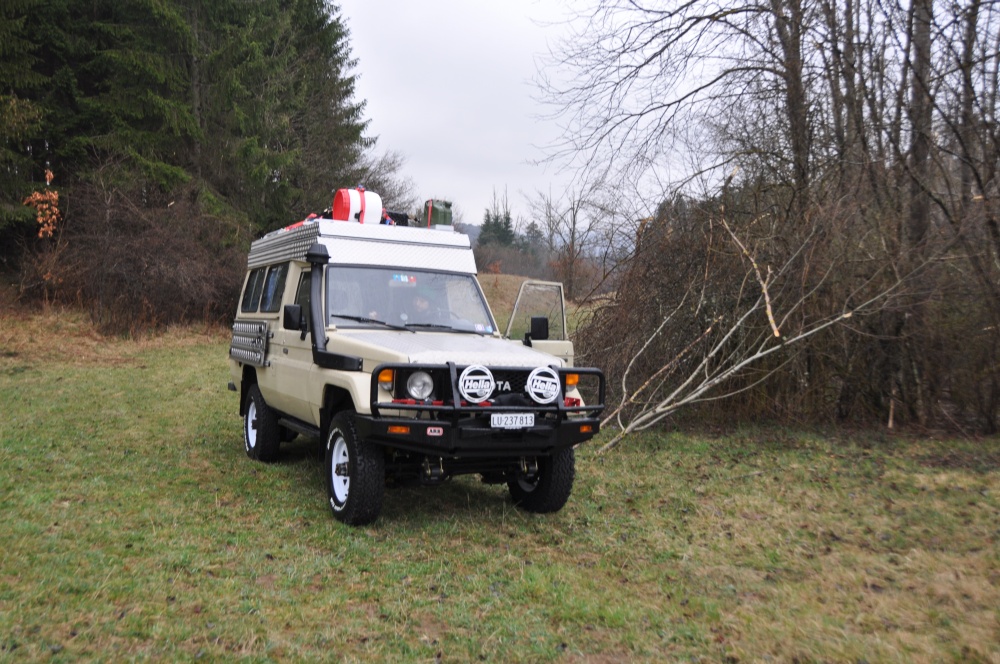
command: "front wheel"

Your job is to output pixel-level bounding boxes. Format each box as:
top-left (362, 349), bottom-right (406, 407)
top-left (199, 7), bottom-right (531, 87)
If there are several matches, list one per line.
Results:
top-left (325, 412), bottom-right (385, 525)
top-left (508, 448), bottom-right (576, 513)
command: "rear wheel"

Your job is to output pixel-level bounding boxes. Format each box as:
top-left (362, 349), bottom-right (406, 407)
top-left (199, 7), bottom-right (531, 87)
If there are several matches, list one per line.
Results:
top-left (508, 448), bottom-right (575, 513)
top-left (325, 412), bottom-right (385, 525)
top-left (244, 384), bottom-right (280, 462)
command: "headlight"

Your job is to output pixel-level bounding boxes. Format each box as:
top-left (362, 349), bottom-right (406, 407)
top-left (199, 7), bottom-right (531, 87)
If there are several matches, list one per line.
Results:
top-left (406, 371), bottom-right (434, 400)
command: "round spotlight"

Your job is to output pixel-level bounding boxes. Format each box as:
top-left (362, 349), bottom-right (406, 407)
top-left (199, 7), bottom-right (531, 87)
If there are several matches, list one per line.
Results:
top-left (406, 371), bottom-right (434, 400)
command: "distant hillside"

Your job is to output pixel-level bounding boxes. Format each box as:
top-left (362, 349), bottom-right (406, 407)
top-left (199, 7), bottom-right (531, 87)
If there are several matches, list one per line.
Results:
top-left (454, 222), bottom-right (481, 246)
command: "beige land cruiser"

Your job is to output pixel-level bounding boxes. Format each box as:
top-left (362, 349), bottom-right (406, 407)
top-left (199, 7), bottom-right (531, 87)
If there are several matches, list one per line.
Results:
top-left (227, 191), bottom-right (605, 525)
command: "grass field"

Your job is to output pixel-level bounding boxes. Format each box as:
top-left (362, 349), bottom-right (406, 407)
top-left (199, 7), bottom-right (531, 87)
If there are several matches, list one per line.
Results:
top-left (1, 308), bottom-right (999, 662)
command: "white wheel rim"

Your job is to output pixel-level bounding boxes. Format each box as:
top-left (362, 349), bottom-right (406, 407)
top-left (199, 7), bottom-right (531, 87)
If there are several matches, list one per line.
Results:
top-left (331, 434), bottom-right (350, 505)
top-left (246, 401), bottom-right (258, 450)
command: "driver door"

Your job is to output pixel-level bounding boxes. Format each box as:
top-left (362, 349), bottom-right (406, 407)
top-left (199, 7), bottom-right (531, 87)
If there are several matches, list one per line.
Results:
top-left (504, 280), bottom-right (575, 365)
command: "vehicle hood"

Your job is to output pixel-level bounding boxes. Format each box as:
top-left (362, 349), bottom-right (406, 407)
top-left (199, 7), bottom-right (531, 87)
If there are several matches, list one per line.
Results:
top-left (342, 330), bottom-right (564, 368)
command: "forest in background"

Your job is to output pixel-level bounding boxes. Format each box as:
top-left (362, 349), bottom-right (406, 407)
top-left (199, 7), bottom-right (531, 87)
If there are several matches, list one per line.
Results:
top-left (0, 0), bottom-right (413, 333)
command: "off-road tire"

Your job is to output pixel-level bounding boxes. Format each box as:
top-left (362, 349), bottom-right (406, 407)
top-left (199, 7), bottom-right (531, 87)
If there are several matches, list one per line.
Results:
top-left (244, 384), bottom-right (280, 462)
top-left (325, 412), bottom-right (385, 525)
top-left (508, 447), bottom-right (575, 513)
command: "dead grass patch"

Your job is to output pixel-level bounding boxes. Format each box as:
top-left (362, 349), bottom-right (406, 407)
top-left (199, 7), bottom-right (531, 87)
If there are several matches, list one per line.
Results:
top-left (0, 303), bottom-right (228, 368)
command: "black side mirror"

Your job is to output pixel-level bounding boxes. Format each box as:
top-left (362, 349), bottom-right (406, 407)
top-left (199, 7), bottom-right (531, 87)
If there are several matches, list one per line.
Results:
top-left (531, 316), bottom-right (549, 340)
top-left (524, 316), bottom-right (550, 346)
top-left (283, 304), bottom-right (303, 331)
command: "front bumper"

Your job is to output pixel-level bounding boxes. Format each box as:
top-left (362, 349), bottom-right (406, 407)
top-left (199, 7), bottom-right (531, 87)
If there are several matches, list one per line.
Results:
top-left (354, 412), bottom-right (600, 457)
top-left (358, 362), bottom-right (605, 457)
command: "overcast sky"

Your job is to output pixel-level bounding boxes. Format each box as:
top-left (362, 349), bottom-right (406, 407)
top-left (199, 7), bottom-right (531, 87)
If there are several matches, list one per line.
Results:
top-left (336, 0), bottom-right (573, 225)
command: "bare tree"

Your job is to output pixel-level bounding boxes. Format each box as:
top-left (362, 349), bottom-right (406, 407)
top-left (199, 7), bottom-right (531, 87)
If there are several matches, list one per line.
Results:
top-left (527, 174), bottom-right (631, 300)
top-left (595, 201), bottom-right (917, 450)
top-left (539, 1), bottom-right (827, 185)
top-left (354, 149), bottom-right (417, 212)
top-left (545, 0), bottom-right (1000, 434)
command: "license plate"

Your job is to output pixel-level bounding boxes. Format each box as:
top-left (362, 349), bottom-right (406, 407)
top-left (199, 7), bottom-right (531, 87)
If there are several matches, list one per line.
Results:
top-left (490, 413), bottom-right (535, 429)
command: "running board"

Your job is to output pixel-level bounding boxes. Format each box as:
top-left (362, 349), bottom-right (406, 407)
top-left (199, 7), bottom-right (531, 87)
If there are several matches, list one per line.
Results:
top-left (278, 417), bottom-right (321, 440)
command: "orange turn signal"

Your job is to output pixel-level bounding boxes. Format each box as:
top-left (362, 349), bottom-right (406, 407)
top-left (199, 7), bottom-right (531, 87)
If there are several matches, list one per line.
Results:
top-left (378, 369), bottom-right (394, 391)
top-left (579, 424), bottom-right (593, 434)
top-left (387, 425), bottom-right (410, 435)
top-left (565, 373), bottom-right (580, 387)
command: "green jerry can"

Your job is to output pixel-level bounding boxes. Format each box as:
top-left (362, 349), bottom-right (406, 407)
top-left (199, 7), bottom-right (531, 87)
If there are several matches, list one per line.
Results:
top-left (422, 199), bottom-right (453, 227)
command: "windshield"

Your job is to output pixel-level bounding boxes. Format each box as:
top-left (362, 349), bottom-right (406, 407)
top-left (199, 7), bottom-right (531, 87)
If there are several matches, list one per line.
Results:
top-left (326, 266), bottom-right (496, 334)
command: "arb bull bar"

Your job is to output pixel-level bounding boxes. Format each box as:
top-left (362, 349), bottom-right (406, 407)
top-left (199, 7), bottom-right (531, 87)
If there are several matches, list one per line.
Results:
top-left (354, 362), bottom-right (606, 457)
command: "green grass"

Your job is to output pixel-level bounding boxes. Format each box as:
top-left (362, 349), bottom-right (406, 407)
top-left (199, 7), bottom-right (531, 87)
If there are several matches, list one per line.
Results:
top-left (1, 318), bottom-right (999, 661)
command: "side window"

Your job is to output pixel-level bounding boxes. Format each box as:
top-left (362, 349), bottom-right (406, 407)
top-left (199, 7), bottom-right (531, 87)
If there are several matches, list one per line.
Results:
top-left (240, 268), bottom-right (265, 313)
top-left (294, 272), bottom-right (311, 331)
top-left (259, 263), bottom-right (289, 313)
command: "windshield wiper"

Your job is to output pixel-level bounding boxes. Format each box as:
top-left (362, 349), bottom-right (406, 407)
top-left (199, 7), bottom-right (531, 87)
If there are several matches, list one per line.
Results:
top-left (331, 314), bottom-right (414, 332)
top-left (404, 322), bottom-right (485, 335)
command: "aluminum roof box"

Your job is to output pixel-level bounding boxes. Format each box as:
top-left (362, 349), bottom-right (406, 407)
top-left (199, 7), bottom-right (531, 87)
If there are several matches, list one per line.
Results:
top-left (247, 219), bottom-right (476, 274)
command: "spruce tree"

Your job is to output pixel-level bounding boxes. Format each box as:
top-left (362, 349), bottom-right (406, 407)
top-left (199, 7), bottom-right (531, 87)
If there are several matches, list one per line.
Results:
top-left (0, 0), bottom-right (44, 230)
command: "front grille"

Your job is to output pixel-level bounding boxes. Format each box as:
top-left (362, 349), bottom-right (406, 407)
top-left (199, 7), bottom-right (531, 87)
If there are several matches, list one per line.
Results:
top-left (491, 370), bottom-right (530, 397)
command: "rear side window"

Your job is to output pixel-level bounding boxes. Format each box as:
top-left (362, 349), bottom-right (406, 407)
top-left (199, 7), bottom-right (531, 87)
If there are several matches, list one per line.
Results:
top-left (259, 263), bottom-right (289, 313)
top-left (240, 268), bottom-right (266, 312)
